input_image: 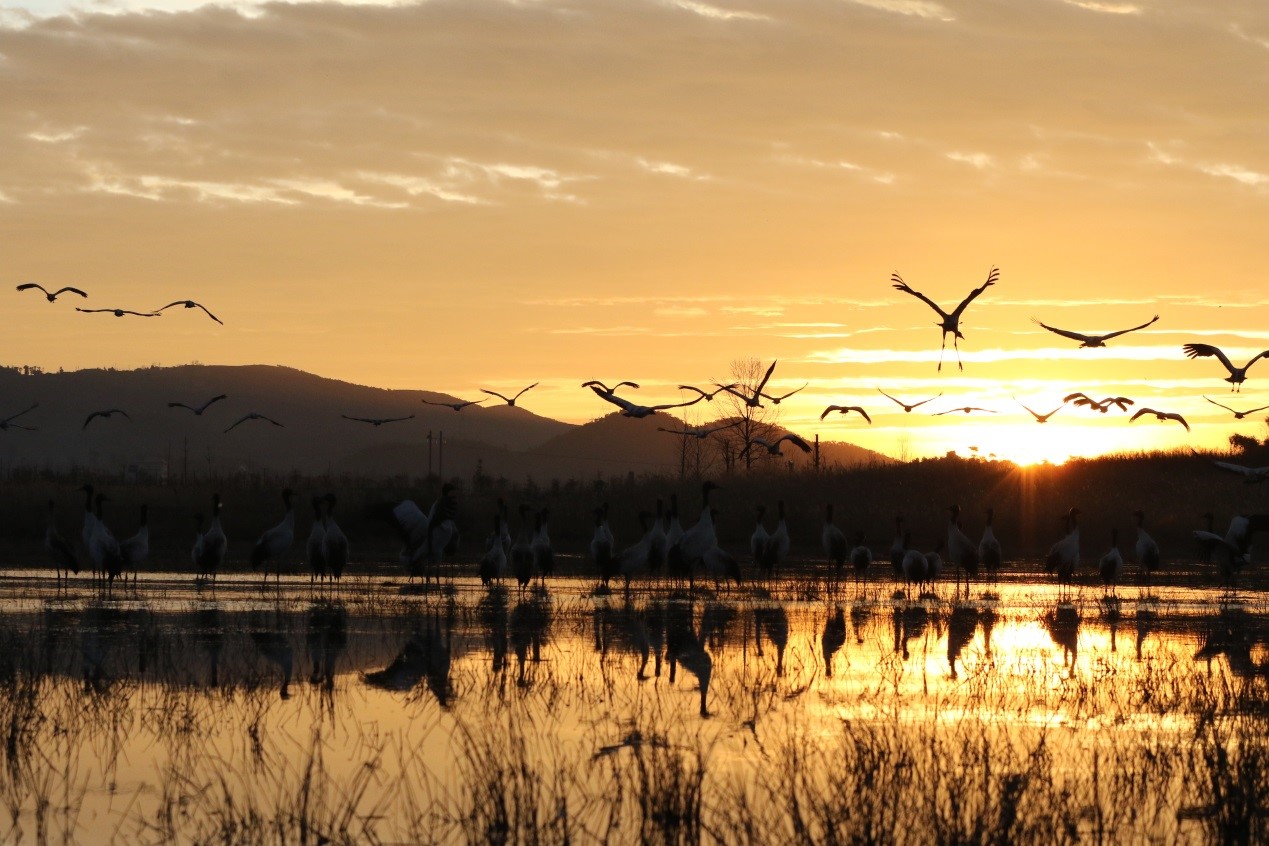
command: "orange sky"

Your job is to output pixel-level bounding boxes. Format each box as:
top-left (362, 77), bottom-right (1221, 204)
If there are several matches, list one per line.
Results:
top-left (1, 0), bottom-right (1267, 463)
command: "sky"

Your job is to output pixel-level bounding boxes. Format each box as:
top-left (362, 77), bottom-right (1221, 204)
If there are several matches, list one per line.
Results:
top-left (1, 0), bottom-right (1267, 464)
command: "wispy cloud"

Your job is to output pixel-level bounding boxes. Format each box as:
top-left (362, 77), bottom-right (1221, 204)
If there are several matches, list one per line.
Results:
top-left (667, 0), bottom-right (770, 22)
top-left (802, 344), bottom-right (1231, 365)
top-left (1148, 142), bottom-right (1269, 190)
top-left (356, 171), bottom-right (487, 205)
top-left (775, 153), bottom-right (896, 185)
top-left (945, 151), bottom-right (994, 170)
top-left (1059, 0), bottom-right (1141, 14)
top-left (846, 0), bottom-right (955, 22)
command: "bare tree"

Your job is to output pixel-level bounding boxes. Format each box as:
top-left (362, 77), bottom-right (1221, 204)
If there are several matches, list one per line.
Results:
top-left (716, 358), bottom-right (781, 472)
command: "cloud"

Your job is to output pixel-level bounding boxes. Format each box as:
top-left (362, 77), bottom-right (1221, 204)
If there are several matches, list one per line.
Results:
top-left (945, 151), bottom-right (995, 170)
top-left (802, 344), bottom-right (1225, 366)
top-left (1148, 142), bottom-right (1269, 190)
top-left (846, 0), bottom-right (955, 22)
top-left (1059, 0), bottom-right (1141, 13)
top-left (667, 0), bottom-right (770, 22)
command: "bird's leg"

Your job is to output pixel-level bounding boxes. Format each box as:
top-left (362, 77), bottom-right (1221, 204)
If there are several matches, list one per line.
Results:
top-left (954, 335), bottom-right (964, 372)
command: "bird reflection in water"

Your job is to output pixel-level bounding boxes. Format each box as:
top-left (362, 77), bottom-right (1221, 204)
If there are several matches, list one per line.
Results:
top-left (754, 603), bottom-right (789, 677)
top-left (250, 618), bottom-right (294, 700)
top-left (364, 614), bottom-right (453, 707)
top-left (946, 602), bottom-right (977, 680)
top-left (821, 606), bottom-right (846, 679)
top-left (509, 595), bottom-right (551, 689)
top-left (305, 603), bottom-right (347, 691)
top-left (850, 602), bottom-right (869, 645)
top-left (665, 602), bottom-right (712, 717)
top-left (193, 606), bottom-right (224, 688)
top-left (478, 587), bottom-right (510, 676)
top-left (593, 599), bottom-right (663, 681)
top-left (893, 604), bottom-right (928, 661)
top-left (1043, 602), bottom-right (1081, 672)
top-left (1100, 596), bottom-right (1122, 654)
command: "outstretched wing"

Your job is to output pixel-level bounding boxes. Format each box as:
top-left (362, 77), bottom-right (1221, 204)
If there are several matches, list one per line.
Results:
top-left (512, 382), bottom-right (539, 401)
top-left (1032, 318), bottom-right (1090, 344)
top-left (650, 395), bottom-right (705, 412)
top-left (948, 266), bottom-right (999, 321)
top-left (53, 286), bottom-right (88, 299)
top-left (16, 283), bottom-right (48, 295)
top-left (1241, 349), bottom-right (1269, 371)
top-left (199, 394), bottom-right (228, 412)
top-left (194, 302), bottom-right (223, 324)
top-left (480, 389), bottom-right (512, 403)
top-left (1097, 314), bottom-right (1159, 342)
top-left (754, 360), bottom-right (778, 394)
top-left (1183, 343), bottom-right (1235, 374)
top-left (1203, 396), bottom-right (1235, 414)
top-left (342, 415), bottom-right (374, 424)
top-left (3, 403), bottom-right (38, 423)
top-left (890, 273), bottom-right (947, 317)
top-left (780, 434), bottom-right (812, 453)
top-left (589, 385), bottom-right (634, 412)
top-left (167, 402), bottom-right (193, 411)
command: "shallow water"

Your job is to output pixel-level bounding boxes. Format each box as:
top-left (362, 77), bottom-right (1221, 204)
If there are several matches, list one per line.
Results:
top-left (1, 568), bottom-right (1267, 844)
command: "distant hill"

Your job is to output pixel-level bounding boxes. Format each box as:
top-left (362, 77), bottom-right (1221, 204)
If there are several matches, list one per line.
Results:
top-left (0, 364), bottom-right (888, 482)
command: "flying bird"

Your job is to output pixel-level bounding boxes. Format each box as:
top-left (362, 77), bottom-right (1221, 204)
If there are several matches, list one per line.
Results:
top-left (891, 266), bottom-right (998, 371)
top-left (581, 380), bottom-right (640, 394)
top-left (877, 389), bottom-right (942, 413)
top-left (1183, 343), bottom-right (1269, 392)
top-left (481, 383), bottom-right (539, 406)
top-left (589, 386), bottom-right (702, 418)
top-left (1064, 393), bottom-right (1134, 413)
top-left (421, 398), bottom-right (484, 411)
top-left (224, 412), bottom-right (285, 433)
top-left (156, 299), bottom-right (222, 324)
top-left (76, 307), bottom-right (159, 318)
top-left (168, 394), bottom-right (228, 415)
top-left (678, 383), bottom-right (738, 402)
top-left (1130, 407), bottom-right (1190, 432)
top-left (713, 360), bottom-right (779, 408)
top-left (1015, 397), bottom-right (1066, 423)
top-left (16, 283), bottom-right (87, 302)
top-left (1209, 460), bottom-right (1269, 484)
top-left (1202, 397), bottom-right (1269, 420)
top-left (759, 383), bottom-right (808, 405)
top-left (82, 409), bottom-right (131, 429)
top-left (656, 421), bottom-right (740, 439)
top-left (0, 403), bottom-right (38, 432)
top-left (820, 405), bottom-right (872, 423)
top-left (1031, 314), bottom-right (1159, 348)
top-left (933, 406), bottom-right (997, 416)
top-left (341, 414), bottom-right (415, 426)
top-left (740, 434), bottom-right (812, 458)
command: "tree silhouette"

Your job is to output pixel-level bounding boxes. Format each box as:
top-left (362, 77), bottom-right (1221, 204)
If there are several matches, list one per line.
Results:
top-left (716, 358), bottom-right (781, 472)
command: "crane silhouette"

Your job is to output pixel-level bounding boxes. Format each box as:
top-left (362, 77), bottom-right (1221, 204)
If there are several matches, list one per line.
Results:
top-left (1031, 314), bottom-right (1158, 348)
top-left (1183, 343), bottom-right (1269, 392)
top-left (891, 266), bottom-right (998, 371)
top-left (17, 283), bottom-right (87, 302)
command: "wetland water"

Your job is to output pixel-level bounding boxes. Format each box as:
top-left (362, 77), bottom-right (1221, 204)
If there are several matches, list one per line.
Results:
top-left (1, 568), bottom-right (1268, 844)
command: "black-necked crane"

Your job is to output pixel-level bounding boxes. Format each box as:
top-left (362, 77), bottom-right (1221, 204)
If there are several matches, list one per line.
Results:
top-left (479, 514), bottom-right (510, 586)
top-left (759, 383), bottom-right (807, 405)
top-left (664, 494), bottom-right (684, 563)
top-left (702, 523), bottom-right (742, 589)
top-left (924, 541), bottom-right (945, 592)
top-left (762, 501), bottom-right (790, 580)
top-left (979, 508), bottom-right (1002, 580)
top-left (83, 409), bottom-right (130, 429)
top-left (669, 481), bottom-right (719, 587)
top-left (193, 493), bottom-right (227, 583)
top-left (1183, 343), bottom-right (1269, 392)
top-left (17, 282), bottom-right (87, 302)
top-left (120, 504), bottom-right (149, 587)
top-left (1206, 458), bottom-right (1269, 484)
top-left (224, 412), bottom-right (284, 433)
top-left (393, 484), bottom-right (458, 578)
top-left (306, 497), bottom-right (328, 584)
top-left (820, 405), bottom-right (871, 423)
top-left (589, 385), bottom-right (703, 418)
top-left (615, 511), bottom-right (653, 591)
top-left (648, 498), bottom-right (669, 576)
top-left (750, 505), bottom-right (770, 571)
top-left (531, 509), bottom-right (553, 582)
top-left (581, 379), bottom-right (639, 396)
top-left (591, 507), bottom-right (617, 586)
top-left (678, 383), bottom-right (738, 402)
top-left (1133, 509), bottom-right (1161, 584)
top-left (740, 433), bottom-right (812, 459)
top-left (877, 389), bottom-right (942, 413)
top-left (251, 488), bottom-right (295, 584)
top-left (480, 383), bottom-right (538, 406)
top-left (156, 299), bottom-right (221, 324)
top-left (1099, 528), bottom-right (1124, 595)
top-left (90, 494), bottom-right (125, 587)
top-left (934, 406), bottom-right (996, 416)
top-left (1203, 396), bottom-right (1269, 420)
top-left (0, 403), bottom-right (37, 431)
top-left (1130, 407), bottom-right (1190, 432)
top-left (1064, 393), bottom-right (1134, 413)
top-left (713, 360), bottom-right (778, 409)
top-left (43, 499), bottom-right (80, 584)
top-left (900, 534), bottom-right (926, 599)
top-left (77, 484), bottom-right (99, 560)
top-left (341, 414), bottom-right (414, 426)
top-left (822, 504), bottom-right (848, 571)
top-left (1032, 314), bottom-right (1158, 347)
top-left (168, 394), bottom-right (227, 415)
top-left (511, 505), bottom-right (535, 593)
top-left (891, 266), bottom-right (998, 372)
top-left (1016, 398), bottom-right (1066, 423)
top-left (849, 532), bottom-right (872, 587)
top-left (947, 505), bottom-right (980, 594)
top-left (889, 516), bottom-right (906, 578)
top-left (323, 494), bottom-right (348, 581)
top-left (76, 307), bottom-right (158, 317)
top-left (656, 421), bottom-right (740, 439)
top-left (1046, 508), bottom-right (1081, 597)
top-left (422, 397), bottom-right (485, 412)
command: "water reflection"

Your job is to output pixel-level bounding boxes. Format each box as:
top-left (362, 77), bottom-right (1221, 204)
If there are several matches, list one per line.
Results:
top-left (1043, 602), bottom-right (1080, 672)
top-left (822, 606), bottom-right (846, 678)
top-left (364, 612), bottom-right (453, 706)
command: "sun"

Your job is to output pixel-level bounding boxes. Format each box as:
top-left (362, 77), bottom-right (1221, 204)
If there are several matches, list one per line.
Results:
top-left (937, 421), bottom-right (1118, 466)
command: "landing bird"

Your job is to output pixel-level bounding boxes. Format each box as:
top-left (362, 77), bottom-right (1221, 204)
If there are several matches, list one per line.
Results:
top-left (588, 386), bottom-right (702, 418)
top-left (1203, 397), bottom-right (1269, 420)
top-left (1031, 314), bottom-right (1159, 348)
top-left (1205, 457), bottom-right (1269, 484)
top-left (1130, 407), bottom-right (1190, 432)
top-left (76, 307), bottom-right (158, 317)
top-left (0, 403), bottom-right (38, 431)
top-left (820, 405), bottom-right (871, 423)
top-left (713, 360), bottom-right (778, 408)
top-left (740, 433), bottom-right (812, 458)
top-left (481, 383), bottom-right (538, 406)
top-left (17, 282), bottom-right (87, 302)
top-left (759, 384), bottom-right (808, 405)
top-left (933, 406), bottom-right (996, 416)
top-left (890, 266), bottom-right (998, 372)
top-left (83, 408), bottom-right (131, 429)
top-left (224, 412), bottom-right (284, 433)
top-left (168, 394), bottom-right (227, 415)
top-left (421, 398), bottom-right (484, 411)
top-left (656, 421), bottom-right (740, 439)
top-left (1016, 397), bottom-right (1066, 423)
top-left (1065, 393), bottom-right (1134, 413)
top-left (877, 389), bottom-right (942, 413)
top-left (1183, 343), bottom-right (1269, 392)
top-left (341, 414), bottom-right (415, 426)
top-left (156, 299), bottom-right (222, 324)
top-left (678, 383), bottom-right (738, 401)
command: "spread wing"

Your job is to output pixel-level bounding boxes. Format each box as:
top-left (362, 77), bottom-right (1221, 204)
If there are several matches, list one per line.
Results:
top-left (1032, 319), bottom-right (1091, 344)
top-left (948, 266), bottom-right (999, 321)
top-left (890, 273), bottom-right (947, 317)
top-left (1183, 343), bottom-right (1235, 374)
top-left (1097, 314), bottom-right (1159, 342)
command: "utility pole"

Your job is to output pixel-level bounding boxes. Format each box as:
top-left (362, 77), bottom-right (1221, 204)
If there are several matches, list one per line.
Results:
top-left (814, 434), bottom-right (820, 472)
top-left (427, 430), bottom-right (434, 477)
top-left (439, 430), bottom-right (444, 480)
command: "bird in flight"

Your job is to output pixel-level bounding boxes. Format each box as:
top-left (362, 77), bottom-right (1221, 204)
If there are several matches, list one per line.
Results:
top-left (16, 283), bottom-right (87, 302)
top-left (877, 389), bottom-right (942, 413)
top-left (740, 434), bottom-right (812, 458)
top-left (891, 266), bottom-right (998, 372)
top-left (1202, 397), bottom-right (1269, 420)
top-left (759, 383), bottom-right (808, 405)
top-left (157, 300), bottom-right (222, 324)
top-left (224, 412), bottom-right (285, 433)
top-left (1015, 398), bottom-right (1066, 423)
top-left (582, 380), bottom-right (640, 394)
top-left (1031, 314), bottom-right (1159, 348)
top-left (656, 421), bottom-right (740, 439)
top-left (1201, 455), bottom-right (1269, 484)
top-left (422, 398), bottom-right (485, 412)
top-left (76, 307), bottom-right (158, 318)
top-left (0, 403), bottom-right (38, 431)
top-left (83, 408), bottom-right (131, 429)
top-left (714, 360), bottom-right (779, 408)
top-left (820, 405), bottom-right (872, 423)
top-left (933, 406), bottom-right (997, 416)
top-left (168, 394), bottom-right (228, 415)
top-left (1064, 393), bottom-right (1134, 413)
top-left (341, 414), bottom-right (415, 426)
top-left (588, 386), bottom-right (702, 419)
top-left (678, 383), bottom-right (738, 402)
top-left (481, 383), bottom-right (539, 406)
top-left (1183, 344), bottom-right (1269, 392)
top-left (1130, 407), bottom-right (1190, 432)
